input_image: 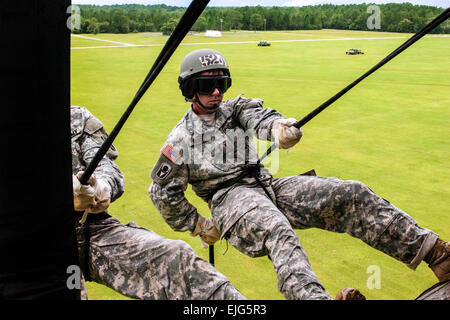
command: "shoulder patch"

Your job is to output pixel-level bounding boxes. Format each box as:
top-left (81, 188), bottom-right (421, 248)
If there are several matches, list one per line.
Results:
top-left (84, 116), bottom-right (104, 135)
top-left (151, 153), bottom-right (179, 185)
top-left (161, 144), bottom-right (181, 163)
top-left (155, 162), bottom-right (172, 180)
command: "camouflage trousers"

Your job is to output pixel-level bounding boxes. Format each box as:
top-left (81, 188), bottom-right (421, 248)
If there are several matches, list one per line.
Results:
top-left (212, 174), bottom-right (438, 300)
top-left (75, 215), bottom-right (245, 300)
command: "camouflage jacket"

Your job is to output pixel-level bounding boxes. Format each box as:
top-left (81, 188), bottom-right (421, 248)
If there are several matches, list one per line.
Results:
top-left (149, 95), bottom-right (285, 234)
top-left (71, 105), bottom-right (124, 202)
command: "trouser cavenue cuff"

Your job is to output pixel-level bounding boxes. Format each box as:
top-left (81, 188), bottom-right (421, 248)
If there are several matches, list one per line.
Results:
top-left (407, 232), bottom-right (439, 270)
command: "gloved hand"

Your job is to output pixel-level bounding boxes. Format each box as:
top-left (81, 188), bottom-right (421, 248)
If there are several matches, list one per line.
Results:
top-left (190, 216), bottom-right (220, 248)
top-left (73, 173), bottom-right (95, 211)
top-left (272, 118), bottom-right (303, 149)
top-left (73, 172), bottom-right (111, 214)
top-left (335, 288), bottom-right (366, 300)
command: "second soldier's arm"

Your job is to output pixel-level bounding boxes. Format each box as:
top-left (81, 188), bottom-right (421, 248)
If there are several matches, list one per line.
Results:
top-left (79, 112), bottom-right (125, 202)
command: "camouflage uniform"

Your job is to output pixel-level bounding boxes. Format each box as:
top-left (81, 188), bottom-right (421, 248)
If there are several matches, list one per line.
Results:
top-left (149, 95), bottom-right (439, 300)
top-left (71, 105), bottom-right (245, 300)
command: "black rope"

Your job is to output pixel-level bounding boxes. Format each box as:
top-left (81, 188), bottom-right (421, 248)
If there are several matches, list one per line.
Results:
top-left (209, 244), bottom-right (215, 267)
top-left (79, 0), bottom-right (210, 185)
top-left (83, 217), bottom-right (91, 281)
top-left (78, 0), bottom-right (210, 281)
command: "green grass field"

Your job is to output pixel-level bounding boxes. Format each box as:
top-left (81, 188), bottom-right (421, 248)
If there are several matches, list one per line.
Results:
top-left (71, 29), bottom-right (450, 300)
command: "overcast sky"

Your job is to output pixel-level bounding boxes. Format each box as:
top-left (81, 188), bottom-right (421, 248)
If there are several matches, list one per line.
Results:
top-left (72, 0), bottom-right (448, 8)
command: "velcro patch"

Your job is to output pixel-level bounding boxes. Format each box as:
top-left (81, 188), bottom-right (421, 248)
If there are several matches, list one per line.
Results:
top-left (155, 163), bottom-right (172, 180)
top-left (199, 54), bottom-right (226, 68)
top-left (160, 144), bottom-right (181, 163)
top-left (150, 153), bottom-right (178, 185)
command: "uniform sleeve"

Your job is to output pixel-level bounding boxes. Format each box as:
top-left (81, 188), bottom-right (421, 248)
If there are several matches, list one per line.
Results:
top-left (149, 154), bottom-right (199, 232)
top-left (233, 96), bottom-right (285, 141)
top-left (78, 112), bottom-right (125, 202)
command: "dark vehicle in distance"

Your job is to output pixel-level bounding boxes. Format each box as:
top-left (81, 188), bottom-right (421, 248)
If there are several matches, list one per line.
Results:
top-left (346, 48), bottom-right (364, 55)
top-left (258, 40), bottom-right (271, 46)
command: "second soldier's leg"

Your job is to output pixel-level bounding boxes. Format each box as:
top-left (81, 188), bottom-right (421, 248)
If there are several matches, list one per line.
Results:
top-left (80, 217), bottom-right (245, 300)
top-left (208, 282), bottom-right (248, 300)
top-left (272, 175), bottom-right (439, 269)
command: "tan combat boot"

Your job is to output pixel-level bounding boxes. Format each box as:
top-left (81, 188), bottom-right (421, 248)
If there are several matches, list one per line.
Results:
top-left (424, 239), bottom-right (450, 282)
top-left (335, 288), bottom-right (366, 300)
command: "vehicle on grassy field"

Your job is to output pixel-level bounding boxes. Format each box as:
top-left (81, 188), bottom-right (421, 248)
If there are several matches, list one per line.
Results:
top-left (346, 48), bottom-right (364, 55)
top-left (258, 40), bottom-right (271, 47)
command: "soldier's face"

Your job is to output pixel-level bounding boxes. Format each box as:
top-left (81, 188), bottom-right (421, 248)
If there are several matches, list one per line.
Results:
top-left (195, 70), bottom-right (224, 112)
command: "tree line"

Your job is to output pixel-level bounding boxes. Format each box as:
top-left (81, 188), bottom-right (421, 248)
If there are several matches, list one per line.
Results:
top-left (72, 3), bottom-right (449, 35)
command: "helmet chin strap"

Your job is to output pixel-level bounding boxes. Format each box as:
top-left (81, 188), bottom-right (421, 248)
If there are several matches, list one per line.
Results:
top-left (191, 93), bottom-right (220, 113)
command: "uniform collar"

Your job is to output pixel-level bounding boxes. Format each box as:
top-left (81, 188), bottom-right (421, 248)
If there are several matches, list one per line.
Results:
top-left (186, 101), bottom-right (232, 135)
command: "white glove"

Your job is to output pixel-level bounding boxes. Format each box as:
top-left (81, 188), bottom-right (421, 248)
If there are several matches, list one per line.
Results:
top-left (73, 172), bottom-right (111, 214)
top-left (272, 118), bottom-right (303, 149)
top-left (190, 216), bottom-right (220, 248)
top-left (73, 174), bottom-right (95, 211)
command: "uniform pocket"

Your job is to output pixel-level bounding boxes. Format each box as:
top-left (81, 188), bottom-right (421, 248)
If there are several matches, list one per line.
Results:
top-left (226, 208), bottom-right (268, 258)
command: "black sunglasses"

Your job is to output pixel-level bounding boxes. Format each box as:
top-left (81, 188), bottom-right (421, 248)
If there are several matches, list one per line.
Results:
top-left (193, 76), bottom-right (232, 95)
